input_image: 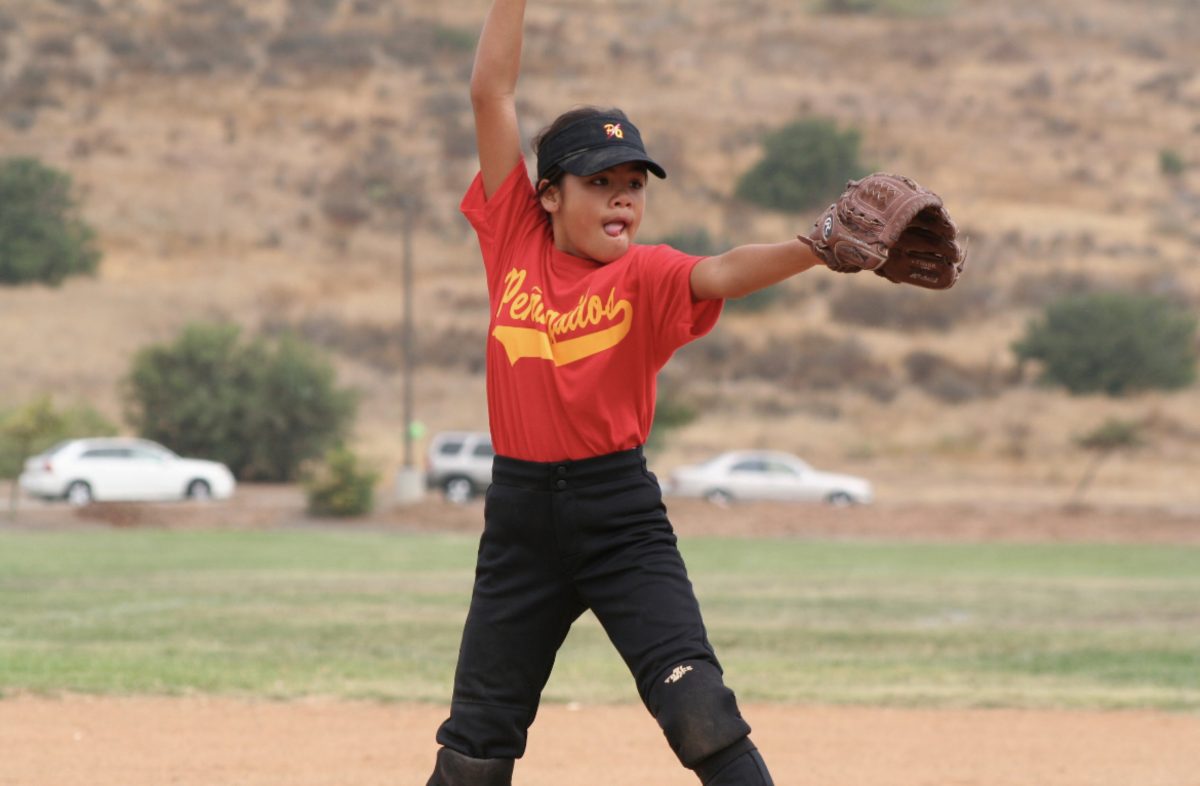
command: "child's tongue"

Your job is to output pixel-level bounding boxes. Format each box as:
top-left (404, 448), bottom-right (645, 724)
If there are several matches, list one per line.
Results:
top-left (604, 222), bottom-right (624, 238)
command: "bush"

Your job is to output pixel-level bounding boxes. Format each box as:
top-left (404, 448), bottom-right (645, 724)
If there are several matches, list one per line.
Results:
top-left (268, 30), bottom-right (377, 72)
top-left (124, 323), bottom-right (357, 481)
top-left (304, 446), bottom-right (378, 517)
top-left (652, 226), bottom-right (779, 312)
top-left (0, 395), bottom-right (118, 478)
top-left (654, 226), bottom-right (726, 257)
top-left (0, 157), bottom-right (100, 285)
top-left (1159, 148), bottom-right (1186, 177)
top-left (903, 350), bottom-right (988, 403)
top-left (646, 390), bottom-right (697, 452)
top-left (1005, 269), bottom-right (1103, 310)
top-left (735, 118), bottom-right (867, 212)
top-left (1069, 417), bottom-right (1146, 507)
top-left (735, 333), bottom-right (895, 400)
top-left (1013, 292), bottom-right (1197, 395)
top-left (819, 0), bottom-right (951, 16)
top-left (829, 283), bottom-right (982, 329)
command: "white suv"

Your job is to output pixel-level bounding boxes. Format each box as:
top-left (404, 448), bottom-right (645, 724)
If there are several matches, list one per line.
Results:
top-left (426, 431), bottom-right (494, 503)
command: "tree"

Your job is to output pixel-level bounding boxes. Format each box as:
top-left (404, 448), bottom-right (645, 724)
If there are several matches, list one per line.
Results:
top-left (0, 395), bottom-right (117, 518)
top-left (124, 323), bottom-right (357, 481)
top-left (1068, 418), bottom-right (1144, 508)
top-left (1013, 293), bottom-right (1197, 396)
top-left (0, 157), bottom-right (101, 285)
top-left (735, 118), bottom-right (867, 212)
top-left (0, 395), bottom-right (118, 479)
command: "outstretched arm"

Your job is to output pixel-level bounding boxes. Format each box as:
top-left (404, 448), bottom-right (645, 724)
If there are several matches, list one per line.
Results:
top-left (689, 239), bottom-right (825, 301)
top-left (470, 0), bottom-right (526, 199)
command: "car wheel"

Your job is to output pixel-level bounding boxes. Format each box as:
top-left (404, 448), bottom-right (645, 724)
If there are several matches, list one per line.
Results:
top-left (65, 481), bottom-right (93, 507)
top-left (187, 479), bottom-right (213, 502)
top-left (443, 476), bottom-right (475, 505)
top-left (826, 491), bottom-right (854, 507)
top-left (704, 489), bottom-right (734, 506)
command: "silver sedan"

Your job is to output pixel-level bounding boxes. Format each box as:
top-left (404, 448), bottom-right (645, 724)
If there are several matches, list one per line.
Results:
top-left (666, 450), bottom-right (873, 506)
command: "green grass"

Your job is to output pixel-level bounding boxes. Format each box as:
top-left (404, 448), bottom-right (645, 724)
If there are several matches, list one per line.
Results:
top-left (1, 530), bottom-right (1198, 710)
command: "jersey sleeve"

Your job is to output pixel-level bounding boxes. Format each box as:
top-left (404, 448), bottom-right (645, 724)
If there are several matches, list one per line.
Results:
top-left (635, 245), bottom-right (724, 363)
top-left (460, 161), bottom-right (546, 291)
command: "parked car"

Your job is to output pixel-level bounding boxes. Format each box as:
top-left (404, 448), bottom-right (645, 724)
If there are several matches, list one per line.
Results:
top-left (426, 431), bottom-right (494, 503)
top-left (667, 450), bottom-right (873, 506)
top-left (18, 437), bottom-right (236, 506)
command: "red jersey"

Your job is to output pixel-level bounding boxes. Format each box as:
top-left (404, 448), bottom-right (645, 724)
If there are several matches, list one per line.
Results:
top-left (461, 162), bottom-right (723, 461)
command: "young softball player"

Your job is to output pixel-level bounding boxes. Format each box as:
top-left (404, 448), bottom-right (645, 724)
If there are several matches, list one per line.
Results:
top-left (426, 1), bottom-right (826, 784)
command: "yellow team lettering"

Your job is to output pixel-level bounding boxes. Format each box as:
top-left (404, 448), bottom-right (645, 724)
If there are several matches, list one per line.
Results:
top-left (494, 267), bottom-right (633, 365)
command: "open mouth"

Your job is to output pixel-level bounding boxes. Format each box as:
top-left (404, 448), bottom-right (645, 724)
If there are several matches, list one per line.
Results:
top-left (603, 221), bottom-right (628, 238)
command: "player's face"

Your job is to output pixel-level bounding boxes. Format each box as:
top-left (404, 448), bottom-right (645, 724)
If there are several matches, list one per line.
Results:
top-left (542, 162), bottom-right (647, 264)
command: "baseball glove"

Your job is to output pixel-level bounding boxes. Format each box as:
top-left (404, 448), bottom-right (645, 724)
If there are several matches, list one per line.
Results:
top-left (799, 173), bottom-right (965, 289)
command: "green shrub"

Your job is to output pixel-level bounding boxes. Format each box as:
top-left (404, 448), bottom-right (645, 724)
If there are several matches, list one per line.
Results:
top-left (654, 226), bottom-right (726, 257)
top-left (818, 0), bottom-right (952, 15)
top-left (735, 118), bottom-right (867, 212)
top-left (432, 24), bottom-right (477, 54)
top-left (1076, 417), bottom-right (1144, 452)
top-left (1159, 148), bottom-right (1186, 177)
top-left (304, 446), bottom-right (378, 517)
top-left (726, 287), bottom-right (782, 313)
top-left (646, 390), bottom-right (697, 452)
top-left (1013, 292), bottom-right (1197, 395)
top-left (0, 157), bottom-right (100, 285)
top-left (903, 350), bottom-right (989, 403)
top-left (0, 395), bottom-right (118, 478)
top-left (652, 226), bottom-right (779, 312)
top-left (829, 282), bottom-right (982, 329)
top-left (124, 323), bottom-right (357, 481)
top-left (1069, 417), bottom-right (1146, 507)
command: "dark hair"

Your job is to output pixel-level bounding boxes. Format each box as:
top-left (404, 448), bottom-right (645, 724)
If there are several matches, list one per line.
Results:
top-left (532, 106), bottom-right (630, 196)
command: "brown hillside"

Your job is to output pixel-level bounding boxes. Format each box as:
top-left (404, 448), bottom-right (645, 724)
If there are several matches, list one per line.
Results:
top-left (1, 0), bottom-right (1198, 511)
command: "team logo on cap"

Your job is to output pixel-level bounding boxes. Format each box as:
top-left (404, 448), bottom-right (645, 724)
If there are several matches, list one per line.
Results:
top-left (604, 123), bottom-right (624, 140)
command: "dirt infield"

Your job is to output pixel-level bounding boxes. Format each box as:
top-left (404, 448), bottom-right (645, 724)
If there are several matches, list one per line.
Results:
top-left (4, 697), bottom-right (1199, 786)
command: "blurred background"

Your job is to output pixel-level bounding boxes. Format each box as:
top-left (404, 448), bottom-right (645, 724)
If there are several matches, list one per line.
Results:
top-left (1, 0), bottom-right (1198, 517)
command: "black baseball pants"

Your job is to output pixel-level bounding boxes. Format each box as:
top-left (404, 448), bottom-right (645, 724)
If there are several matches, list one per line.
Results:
top-left (432, 447), bottom-right (773, 784)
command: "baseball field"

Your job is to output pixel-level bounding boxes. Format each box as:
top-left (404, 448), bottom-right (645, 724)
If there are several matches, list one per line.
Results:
top-left (3, 501), bottom-right (1199, 785)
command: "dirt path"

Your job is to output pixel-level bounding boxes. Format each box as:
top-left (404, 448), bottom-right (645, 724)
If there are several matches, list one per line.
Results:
top-left (3, 697), bottom-right (1198, 786)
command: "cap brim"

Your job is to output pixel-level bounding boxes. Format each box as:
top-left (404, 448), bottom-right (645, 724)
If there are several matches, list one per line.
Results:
top-left (559, 146), bottom-right (667, 179)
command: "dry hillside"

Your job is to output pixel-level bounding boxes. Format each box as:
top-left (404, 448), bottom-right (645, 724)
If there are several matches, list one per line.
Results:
top-left (1, 0), bottom-right (1198, 510)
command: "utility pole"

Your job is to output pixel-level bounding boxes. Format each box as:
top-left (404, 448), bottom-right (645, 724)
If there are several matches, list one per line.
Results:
top-left (402, 204), bottom-right (415, 469)
top-left (393, 197), bottom-right (425, 504)
top-left (365, 137), bottom-right (427, 504)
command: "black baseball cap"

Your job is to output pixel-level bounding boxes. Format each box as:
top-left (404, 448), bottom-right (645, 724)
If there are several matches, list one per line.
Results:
top-left (535, 114), bottom-right (667, 183)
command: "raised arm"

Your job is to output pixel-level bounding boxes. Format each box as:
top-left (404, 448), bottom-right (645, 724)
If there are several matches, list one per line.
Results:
top-left (689, 239), bottom-right (825, 301)
top-left (470, 0), bottom-right (527, 199)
